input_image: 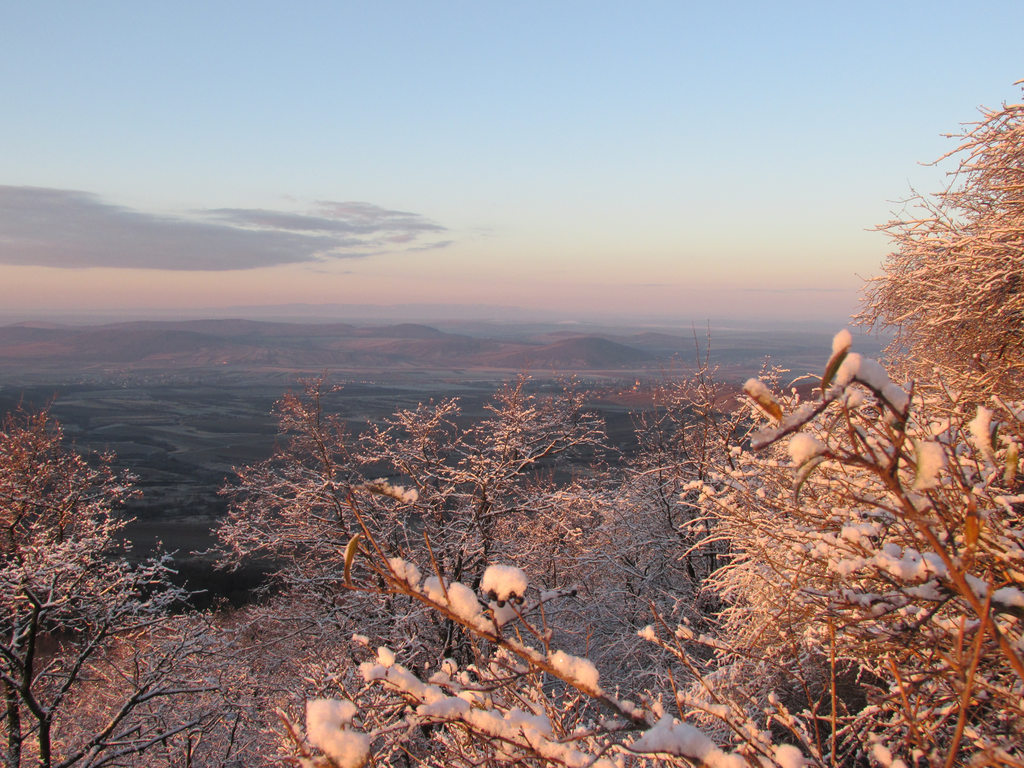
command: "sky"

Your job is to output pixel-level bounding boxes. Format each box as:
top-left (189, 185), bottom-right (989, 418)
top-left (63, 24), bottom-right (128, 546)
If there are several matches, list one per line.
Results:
top-left (1, 2), bottom-right (1022, 326)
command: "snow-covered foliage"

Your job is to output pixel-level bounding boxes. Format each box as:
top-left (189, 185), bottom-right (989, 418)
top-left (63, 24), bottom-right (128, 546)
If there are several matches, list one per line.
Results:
top-left (0, 409), bottom-right (224, 768)
top-left (282, 512), bottom-right (695, 766)
top-left (860, 86), bottom-right (1024, 403)
top-left (574, 351), bottom-right (755, 678)
top-left (691, 335), bottom-right (1024, 765)
top-left (214, 376), bottom-right (609, 762)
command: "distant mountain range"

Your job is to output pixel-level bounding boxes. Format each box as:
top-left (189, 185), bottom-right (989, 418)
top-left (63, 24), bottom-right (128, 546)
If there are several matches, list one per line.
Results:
top-left (0, 318), bottom-right (881, 381)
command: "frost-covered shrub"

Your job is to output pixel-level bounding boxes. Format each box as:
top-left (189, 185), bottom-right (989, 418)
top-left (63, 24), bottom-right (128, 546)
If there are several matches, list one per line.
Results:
top-left (567, 355), bottom-right (757, 684)
top-left (860, 87), bottom-right (1024, 403)
top-left (692, 331), bottom-right (1024, 764)
top-left (216, 376), bottom-right (610, 760)
top-left (0, 409), bottom-right (224, 768)
top-left (286, 537), bottom-right (757, 768)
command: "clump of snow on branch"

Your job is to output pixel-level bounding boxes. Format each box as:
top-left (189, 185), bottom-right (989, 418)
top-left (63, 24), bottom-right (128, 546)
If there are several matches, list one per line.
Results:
top-left (386, 557), bottom-right (421, 587)
top-left (630, 715), bottom-right (749, 767)
top-left (969, 406), bottom-right (995, 464)
top-left (743, 377), bottom-right (782, 420)
top-left (423, 576), bottom-right (487, 625)
top-left (547, 650), bottom-right (601, 693)
top-left (481, 564), bottom-right (528, 602)
top-left (832, 328), bottom-right (852, 355)
top-left (911, 439), bottom-right (946, 491)
top-left (833, 353), bottom-right (909, 412)
top-left (359, 478), bottom-right (419, 503)
top-left (305, 698), bottom-right (370, 768)
top-left (787, 433), bottom-right (825, 466)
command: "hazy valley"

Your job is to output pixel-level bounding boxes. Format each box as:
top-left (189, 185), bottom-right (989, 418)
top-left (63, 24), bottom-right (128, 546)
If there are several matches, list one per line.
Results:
top-left (0, 317), bottom-right (876, 599)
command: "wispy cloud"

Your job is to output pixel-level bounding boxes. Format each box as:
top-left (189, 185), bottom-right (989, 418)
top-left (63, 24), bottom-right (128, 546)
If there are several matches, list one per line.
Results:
top-left (0, 186), bottom-right (450, 270)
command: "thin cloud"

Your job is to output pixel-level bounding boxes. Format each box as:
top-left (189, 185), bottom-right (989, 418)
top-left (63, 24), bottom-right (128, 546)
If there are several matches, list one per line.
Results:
top-left (0, 186), bottom-right (450, 271)
top-left (406, 239), bottom-right (455, 252)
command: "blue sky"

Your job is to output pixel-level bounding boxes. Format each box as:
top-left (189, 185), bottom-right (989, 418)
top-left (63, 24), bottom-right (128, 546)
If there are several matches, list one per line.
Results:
top-left (1, 2), bottom-right (1021, 324)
